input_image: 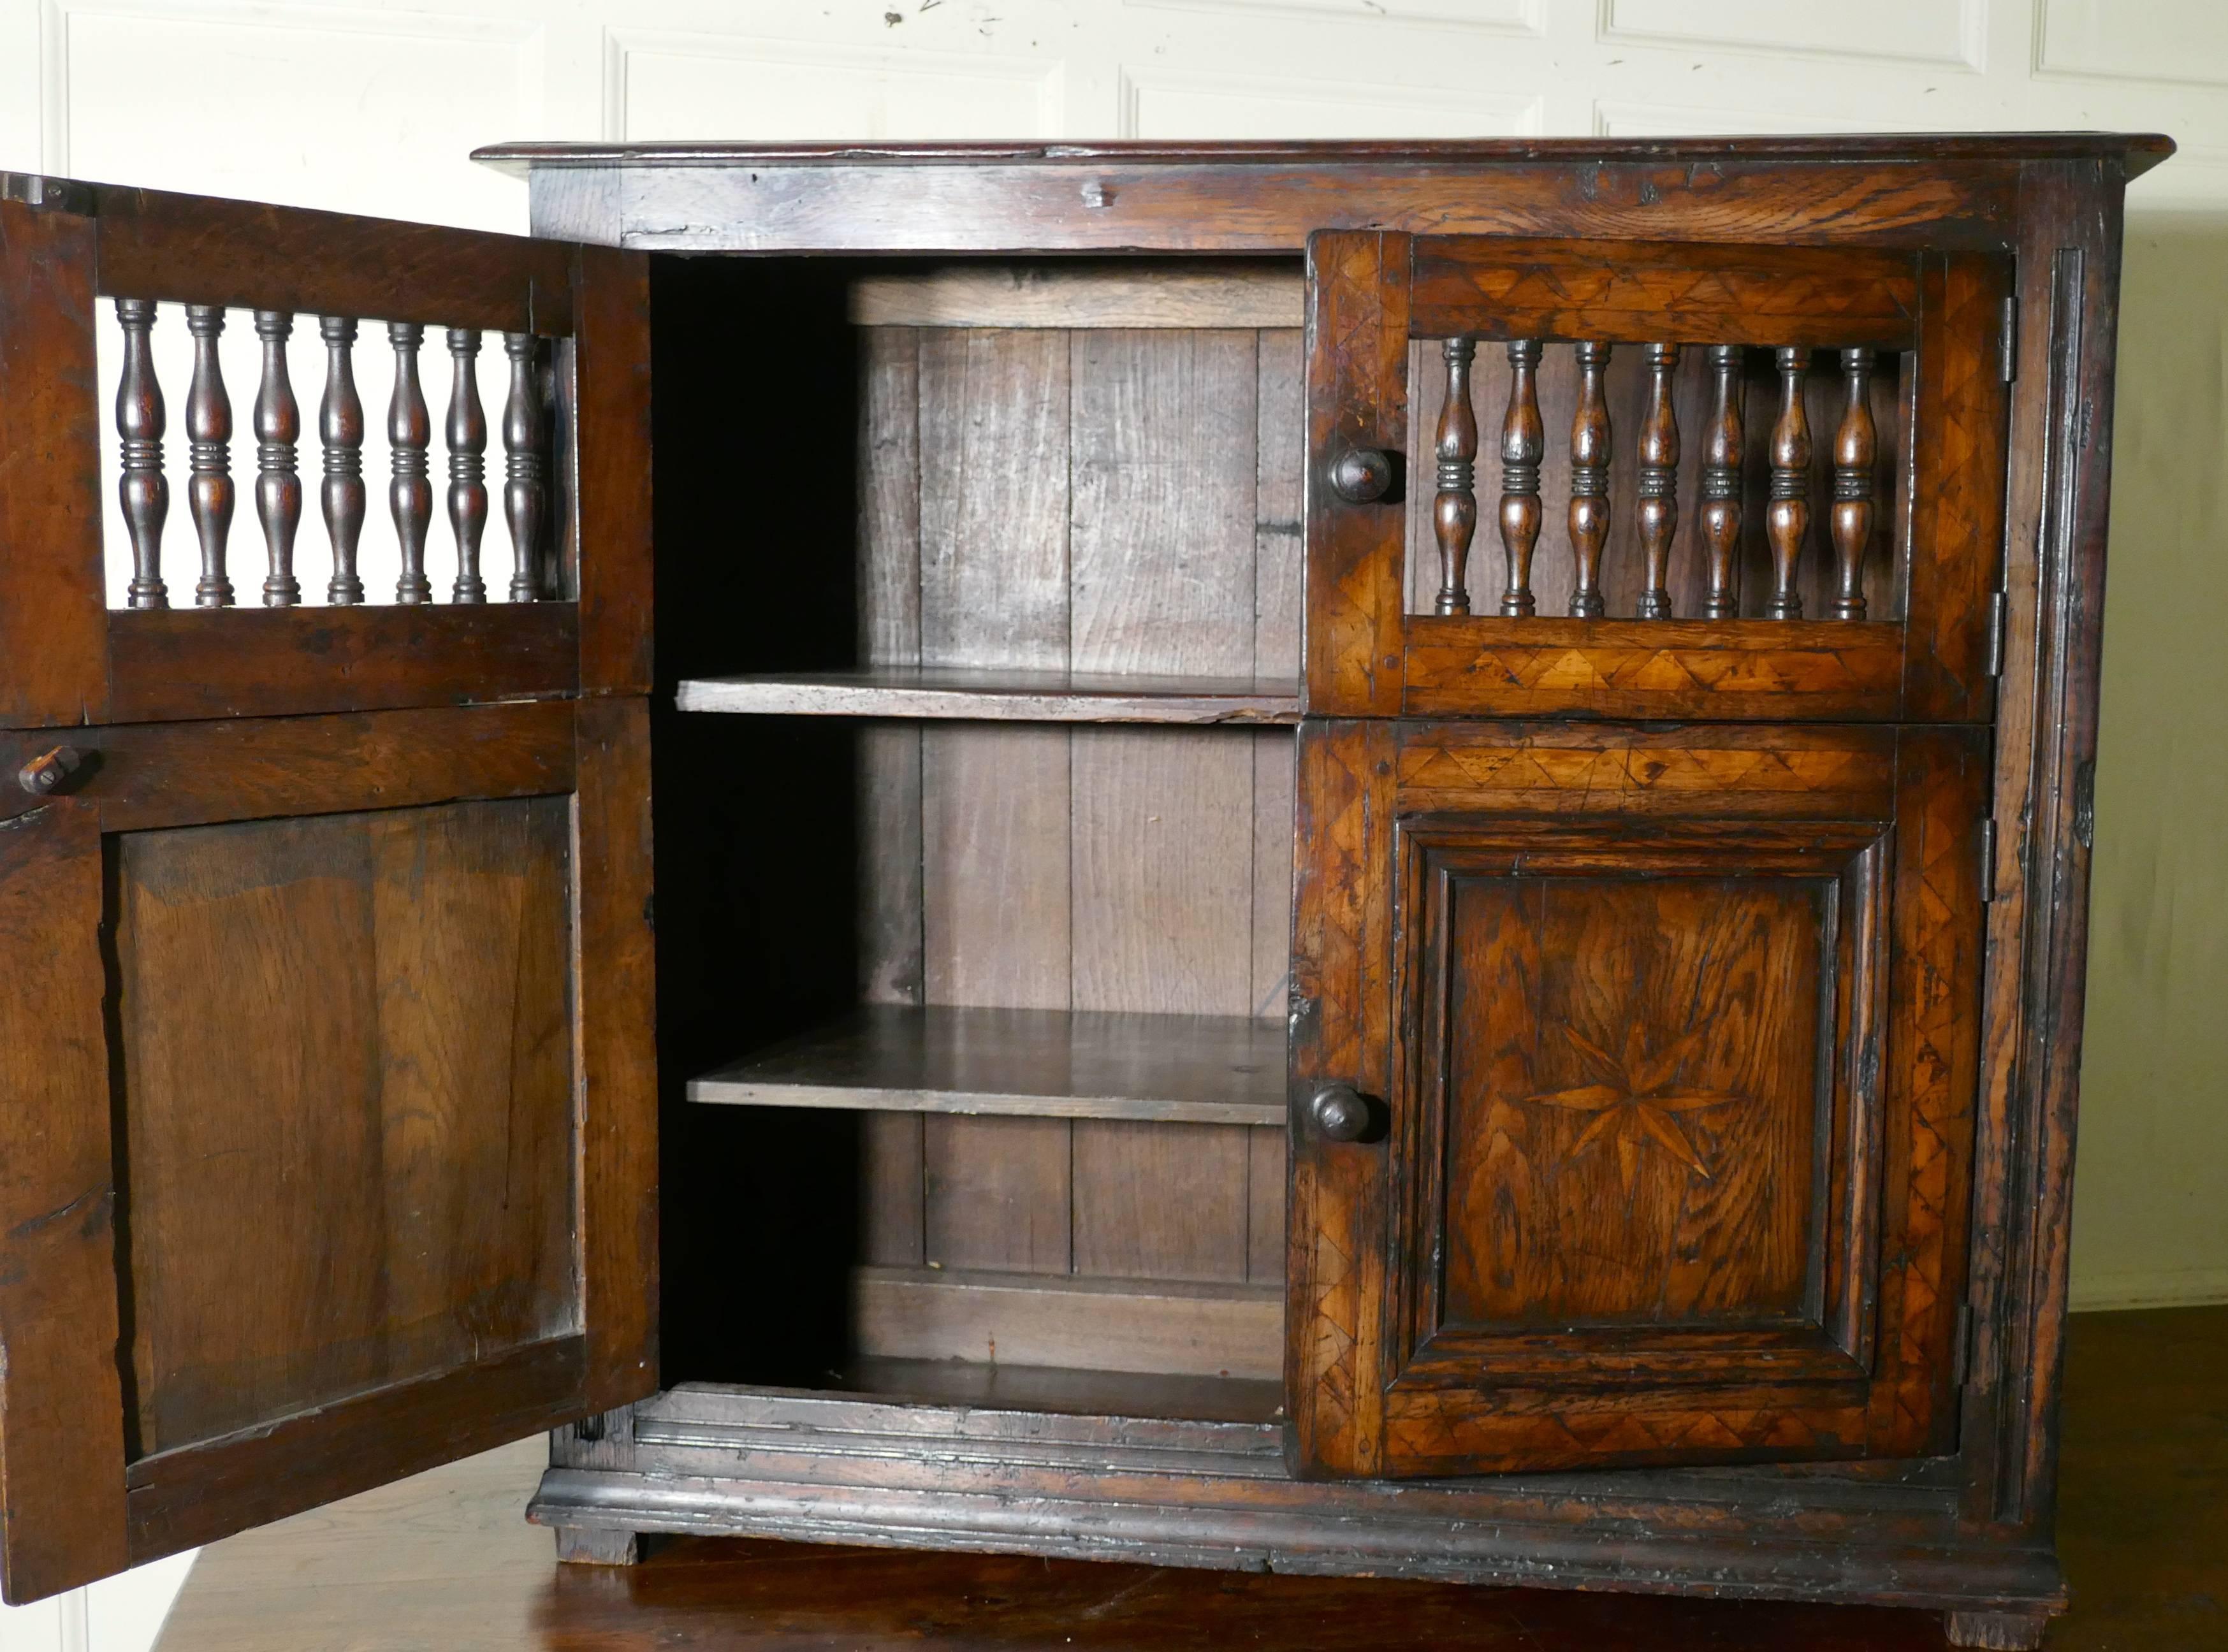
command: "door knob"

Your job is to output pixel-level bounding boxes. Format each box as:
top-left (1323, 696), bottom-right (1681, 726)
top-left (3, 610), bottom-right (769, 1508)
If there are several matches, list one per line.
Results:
top-left (1309, 1083), bottom-right (1372, 1143)
top-left (17, 746), bottom-right (86, 797)
top-left (1329, 447), bottom-right (1394, 504)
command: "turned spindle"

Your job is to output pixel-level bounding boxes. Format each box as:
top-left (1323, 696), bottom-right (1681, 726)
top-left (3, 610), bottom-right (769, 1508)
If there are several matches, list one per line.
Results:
top-left (319, 317), bottom-right (366, 605)
top-left (447, 328), bottom-right (489, 604)
top-left (252, 311), bottom-right (302, 607)
top-left (502, 331), bottom-right (546, 602)
top-left (389, 322), bottom-right (433, 605)
top-left (1433, 337), bottom-right (1479, 616)
top-left (1766, 346), bottom-right (1812, 621)
top-left (115, 298), bottom-right (169, 610)
top-left (1496, 340), bottom-right (1543, 617)
top-left (1830, 349), bottom-right (1876, 620)
top-left (1636, 343), bottom-right (1680, 620)
top-left (184, 306), bottom-right (235, 607)
top-left (1568, 341), bottom-right (1612, 619)
top-left (1700, 345), bottom-right (1745, 620)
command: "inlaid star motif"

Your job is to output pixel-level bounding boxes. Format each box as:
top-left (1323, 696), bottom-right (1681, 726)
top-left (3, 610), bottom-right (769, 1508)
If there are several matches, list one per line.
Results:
top-left (1520, 1024), bottom-right (1745, 1195)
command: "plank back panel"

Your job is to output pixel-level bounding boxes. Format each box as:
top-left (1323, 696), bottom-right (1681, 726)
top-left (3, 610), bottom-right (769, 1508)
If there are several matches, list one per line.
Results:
top-left (112, 797), bottom-right (577, 1457)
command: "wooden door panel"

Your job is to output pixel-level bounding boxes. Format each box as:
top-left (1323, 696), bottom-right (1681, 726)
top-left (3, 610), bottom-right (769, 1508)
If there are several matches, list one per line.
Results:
top-left (1288, 720), bottom-right (1985, 1479)
top-left (0, 175), bottom-right (655, 1603)
top-left (1303, 229), bottom-right (2010, 721)
top-left (113, 799), bottom-right (576, 1457)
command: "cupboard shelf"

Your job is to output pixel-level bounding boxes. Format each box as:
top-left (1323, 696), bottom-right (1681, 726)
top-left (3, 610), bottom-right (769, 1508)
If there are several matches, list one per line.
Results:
top-left (674, 668), bottom-right (1301, 725)
top-left (688, 1004), bottom-right (1287, 1127)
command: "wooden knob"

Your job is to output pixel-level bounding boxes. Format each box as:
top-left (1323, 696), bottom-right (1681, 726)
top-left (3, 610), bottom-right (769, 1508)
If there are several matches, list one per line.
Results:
top-left (1329, 447), bottom-right (1394, 504)
top-left (1310, 1083), bottom-right (1371, 1143)
top-left (17, 746), bottom-right (86, 797)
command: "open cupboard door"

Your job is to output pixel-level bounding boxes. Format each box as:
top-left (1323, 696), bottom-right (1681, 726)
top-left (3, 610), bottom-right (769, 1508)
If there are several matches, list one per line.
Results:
top-left (1286, 229), bottom-right (2002, 1479)
top-left (0, 177), bottom-right (655, 1600)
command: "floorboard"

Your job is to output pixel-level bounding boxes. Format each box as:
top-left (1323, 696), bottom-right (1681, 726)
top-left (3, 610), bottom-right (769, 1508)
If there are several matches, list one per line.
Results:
top-left (154, 1305), bottom-right (2228, 1650)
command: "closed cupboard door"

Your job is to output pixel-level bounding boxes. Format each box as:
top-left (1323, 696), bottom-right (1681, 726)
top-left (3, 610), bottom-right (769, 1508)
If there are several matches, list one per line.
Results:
top-left (1301, 229), bottom-right (2009, 722)
top-left (0, 178), bottom-right (654, 1601)
top-left (1286, 720), bottom-right (1989, 1478)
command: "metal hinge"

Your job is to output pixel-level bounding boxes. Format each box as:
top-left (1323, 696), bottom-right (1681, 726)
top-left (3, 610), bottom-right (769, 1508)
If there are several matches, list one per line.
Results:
top-left (2000, 294), bottom-right (2019, 382)
top-left (1984, 590), bottom-right (2007, 676)
top-left (1977, 818), bottom-right (1999, 902)
top-left (1953, 1303), bottom-right (1974, 1386)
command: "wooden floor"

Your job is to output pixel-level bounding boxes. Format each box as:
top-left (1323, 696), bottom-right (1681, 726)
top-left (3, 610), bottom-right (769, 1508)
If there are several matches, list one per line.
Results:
top-left (156, 1305), bottom-right (2228, 1651)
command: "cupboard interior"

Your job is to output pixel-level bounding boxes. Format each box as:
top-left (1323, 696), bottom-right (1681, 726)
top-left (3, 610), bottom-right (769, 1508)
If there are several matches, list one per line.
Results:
top-left (649, 254), bottom-right (1305, 1424)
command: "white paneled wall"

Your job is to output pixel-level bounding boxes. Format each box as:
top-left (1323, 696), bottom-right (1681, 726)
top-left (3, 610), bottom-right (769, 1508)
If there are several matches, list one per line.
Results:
top-left (1, 0), bottom-right (2223, 1645)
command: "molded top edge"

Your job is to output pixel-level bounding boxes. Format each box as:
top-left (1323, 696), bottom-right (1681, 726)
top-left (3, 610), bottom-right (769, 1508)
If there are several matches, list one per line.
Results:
top-left (473, 133), bottom-right (2176, 182)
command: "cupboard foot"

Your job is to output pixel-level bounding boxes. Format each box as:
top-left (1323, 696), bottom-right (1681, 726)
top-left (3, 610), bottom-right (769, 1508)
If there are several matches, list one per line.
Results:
top-left (554, 1526), bottom-right (643, 1566)
top-left (1943, 1609), bottom-right (2051, 1649)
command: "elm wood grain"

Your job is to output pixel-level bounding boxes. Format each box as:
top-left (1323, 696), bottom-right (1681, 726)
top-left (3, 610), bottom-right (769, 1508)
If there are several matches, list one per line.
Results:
top-left (182, 305), bottom-right (235, 607)
top-left (1831, 348), bottom-right (1877, 620)
top-left (155, 1309), bottom-right (2222, 1648)
top-left (689, 1006), bottom-right (1286, 1127)
top-left (1401, 617), bottom-right (1903, 720)
top-left (1286, 720), bottom-right (1399, 1477)
top-left (252, 312), bottom-right (302, 607)
top-left (317, 316), bottom-right (368, 605)
top-left (0, 801), bottom-right (130, 1602)
top-left (509, 156), bottom-right (2041, 258)
top-left (0, 702), bottom-right (574, 834)
top-left (127, 1334), bottom-right (586, 1564)
top-left (676, 667), bottom-right (1300, 723)
top-left (1430, 335), bottom-right (1478, 614)
top-left (85, 178), bottom-right (573, 333)
top-left (115, 296), bottom-right (170, 609)
top-left (1304, 231), bottom-right (1409, 716)
top-left (1766, 347), bottom-right (1814, 619)
top-left (572, 697), bottom-right (660, 1412)
top-left (444, 328), bottom-right (489, 604)
top-left (1409, 238), bottom-right (1921, 349)
top-left (1635, 342), bottom-right (1681, 618)
top-left (486, 133), bottom-right (2172, 171)
top-left (830, 1358), bottom-right (1285, 1424)
top-left (1392, 722), bottom-right (1900, 820)
top-left (850, 1267), bottom-right (1283, 1381)
top-left (105, 601), bottom-right (579, 722)
top-left (532, 1382), bottom-right (2053, 1615)
top-left (387, 322), bottom-right (435, 604)
top-left (1494, 338), bottom-right (1545, 615)
top-left (1901, 252), bottom-right (2013, 723)
top-left (850, 261), bottom-right (1304, 328)
top-left (1565, 340), bottom-right (1613, 617)
top-left (570, 245), bottom-right (655, 692)
top-left (502, 332), bottom-right (548, 602)
top-left (1427, 868), bottom-right (1834, 1330)
top-left (113, 798), bottom-right (577, 1459)
top-left (0, 197), bottom-right (106, 726)
top-left (912, 323), bottom-right (1075, 1276)
top-left (1700, 344), bottom-right (1746, 618)
top-left (1964, 166), bottom-right (2128, 1535)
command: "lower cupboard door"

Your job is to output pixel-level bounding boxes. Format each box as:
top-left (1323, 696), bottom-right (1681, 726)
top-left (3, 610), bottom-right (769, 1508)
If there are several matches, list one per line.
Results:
top-left (1285, 718), bottom-right (1987, 1479)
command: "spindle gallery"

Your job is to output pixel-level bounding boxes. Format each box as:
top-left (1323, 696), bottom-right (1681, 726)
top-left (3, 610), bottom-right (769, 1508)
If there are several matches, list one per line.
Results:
top-left (1431, 336), bottom-right (1889, 622)
top-left (102, 300), bottom-right (554, 609)
top-left (0, 136), bottom-right (2166, 1652)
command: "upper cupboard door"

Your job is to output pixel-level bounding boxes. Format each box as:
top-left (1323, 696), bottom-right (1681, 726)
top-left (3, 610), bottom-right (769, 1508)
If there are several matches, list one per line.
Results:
top-left (1286, 719), bottom-right (1988, 1479)
top-left (0, 179), bottom-right (654, 1603)
top-left (1302, 231), bottom-right (2010, 721)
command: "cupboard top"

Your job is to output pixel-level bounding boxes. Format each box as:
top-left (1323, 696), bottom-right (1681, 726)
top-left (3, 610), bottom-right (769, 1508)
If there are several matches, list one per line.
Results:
top-left (474, 134), bottom-right (2173, 174)
top-left (475, 133), bottom-right (2169, 256)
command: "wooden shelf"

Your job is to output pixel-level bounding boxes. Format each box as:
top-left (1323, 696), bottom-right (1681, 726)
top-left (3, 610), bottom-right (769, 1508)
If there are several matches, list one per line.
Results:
top-left (852, 1265), bottom-right (1282, 1381)
top-left (688, 1005), bottom-right (1287, 1127)
top-left (824, 1357), bottom-right (1285, 1425)
top-left (674, 667), bottom-right (1300, 725)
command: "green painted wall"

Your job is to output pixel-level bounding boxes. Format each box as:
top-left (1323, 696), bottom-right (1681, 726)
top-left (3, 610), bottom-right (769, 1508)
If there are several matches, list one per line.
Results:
top-left (2071, 219), bottom-right (2228, 1308)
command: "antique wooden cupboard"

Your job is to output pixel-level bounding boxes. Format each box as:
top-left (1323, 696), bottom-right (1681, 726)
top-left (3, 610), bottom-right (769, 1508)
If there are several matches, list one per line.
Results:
top-left (0, 135), bottom-right (2167, 1648)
